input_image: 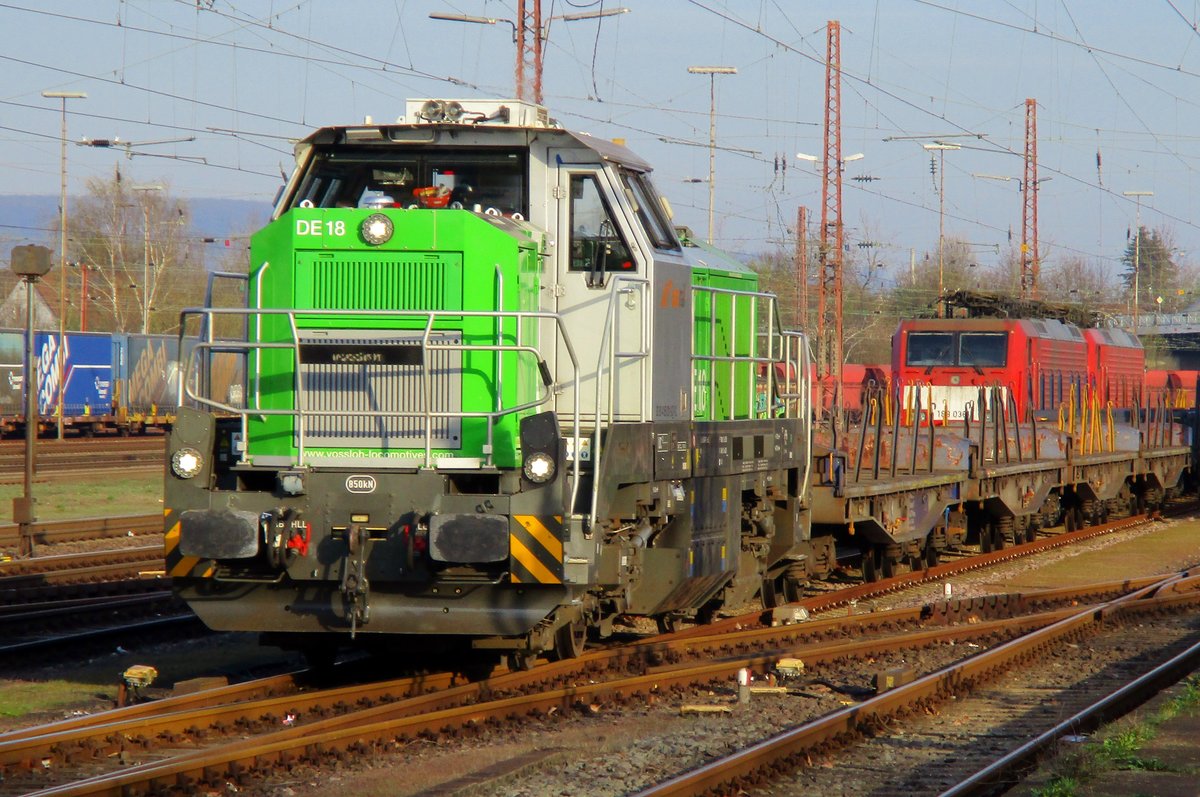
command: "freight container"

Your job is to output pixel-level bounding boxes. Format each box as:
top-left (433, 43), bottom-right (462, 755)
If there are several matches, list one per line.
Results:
top-left (0, 330), bottom-right (23, 432)
top-left (34, 331), bottom-right (113, 420)
top-left (113, 333), bottom-right (180, 429)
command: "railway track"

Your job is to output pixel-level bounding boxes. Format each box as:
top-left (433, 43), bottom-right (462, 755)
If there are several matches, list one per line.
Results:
top-left (4, 573), bottom-right (1195, 797)
top-left (0, 437), bottom-right (164, 482)
top-left (634, 572), bottom-right (1200, 797)
top-left (0, 546), bottom-right (166, 602)
top-left (0, 506), bottom-right (1192, 795)
top-left (0, 513), bottom-right (161, 550)
top-left (3, 570), bottom-right (1196, 796)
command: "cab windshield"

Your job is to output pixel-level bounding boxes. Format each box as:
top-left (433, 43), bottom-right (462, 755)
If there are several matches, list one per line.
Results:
top-left (288, 146), bottom-right (528, 217)
top-left (905, 331), bottom-right (1008, 367)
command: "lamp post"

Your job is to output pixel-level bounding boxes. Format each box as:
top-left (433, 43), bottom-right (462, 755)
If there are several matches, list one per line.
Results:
top-left (1123, 190), bottom-right (1153, 330)
top-left (924, 142), bottom-right (960, 308)
top-left (42, 90), bottom-right (86, 440)
top-left (430, 6), bottom-right (629, 103)
top-left (688, 66), bottom-right (737, 245)
top-left (131, 184), bottom-right (164, 334)
top-left (10, 245), bottom-right (53, 556)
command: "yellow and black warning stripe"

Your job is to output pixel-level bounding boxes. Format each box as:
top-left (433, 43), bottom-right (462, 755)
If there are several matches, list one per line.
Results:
top-left (510, 515), bottom-right (564, 584)
top-left (163, 507), bottom-right (214, 579)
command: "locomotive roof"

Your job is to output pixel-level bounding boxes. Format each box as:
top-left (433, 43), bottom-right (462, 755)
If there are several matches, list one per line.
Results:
top-left (898, 316), bottom-right (1086, 341)
top-left (294, 98), bottom-right (652, 173)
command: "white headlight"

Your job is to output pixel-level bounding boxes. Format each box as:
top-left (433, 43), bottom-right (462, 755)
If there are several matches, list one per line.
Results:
top-left (171, 447), bottom-right (203, 479)
top-left (523, 452), bottom-right (556, 483)
top-left (360, 212), bottom-right (394, 245)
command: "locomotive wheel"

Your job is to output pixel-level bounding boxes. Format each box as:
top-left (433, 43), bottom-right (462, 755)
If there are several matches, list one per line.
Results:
top-left (552, 619), bottom-right (587, 660)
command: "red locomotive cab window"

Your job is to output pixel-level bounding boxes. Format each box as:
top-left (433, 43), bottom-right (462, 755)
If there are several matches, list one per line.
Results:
top-left (959, 333), bottom-right (1007, 368)
top-left (906, 332), bottom-right (955, 367)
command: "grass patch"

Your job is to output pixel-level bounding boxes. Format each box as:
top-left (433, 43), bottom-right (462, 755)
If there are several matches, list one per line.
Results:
top-left (0, 633), bottom-right (296, 731)
top-left (1033, 675), bottom-right (1200, 796)
top-left (0, 473), bottom-right (163, 522)
top-left (0, 679), bottom-right (115, 719)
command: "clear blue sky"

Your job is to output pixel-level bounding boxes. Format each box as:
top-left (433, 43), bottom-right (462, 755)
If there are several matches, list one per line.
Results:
top-left (2, 0), bottom-right (1199, 283)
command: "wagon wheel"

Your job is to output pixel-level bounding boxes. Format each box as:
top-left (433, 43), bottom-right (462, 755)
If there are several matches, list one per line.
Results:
top-left (1064, 507), bottom-right (1078, 532)
top-left (759, 577), bottom-right (781, 609)
top-left (923, 538), bottom-right (939, 570)
top-left (979, 522), bottom-right (994, 554)
top-left (1024, 518), bottom-right (1039, 544)
top-left (861, 547), bottom-right (883, 583)
top-left (880, 551), bottom-right (897, 579)
top-left (781, 575), bottom-right (805, 604)
top-left (552, 619), bottom-right (587, 660)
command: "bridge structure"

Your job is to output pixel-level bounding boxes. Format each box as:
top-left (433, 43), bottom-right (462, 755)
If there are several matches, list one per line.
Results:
top-left (1112, 312), bottom-right (1200, 368)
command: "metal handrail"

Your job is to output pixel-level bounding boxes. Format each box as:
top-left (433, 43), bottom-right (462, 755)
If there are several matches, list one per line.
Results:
top-left (176, 307), bottom-right (582, 509)
top-left (589, 275), bottom-right (651, 530)
top-left (691, 285), bottom-right (794, 422)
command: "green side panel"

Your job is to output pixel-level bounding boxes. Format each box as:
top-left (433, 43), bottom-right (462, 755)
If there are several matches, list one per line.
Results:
top-left (244, 208), bottom-right (543, 467)
top-left (692, 266), bottom-right (760, 421)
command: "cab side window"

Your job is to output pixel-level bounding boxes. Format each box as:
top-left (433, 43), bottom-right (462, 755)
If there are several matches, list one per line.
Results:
top-left (619, 170), bottom-right (679, 251)
top-left (568, 174), bottom-right (634, 287)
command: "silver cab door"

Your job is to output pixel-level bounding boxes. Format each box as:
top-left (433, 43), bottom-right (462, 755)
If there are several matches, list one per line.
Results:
top-left (549, 157), bottom-right (649, 425)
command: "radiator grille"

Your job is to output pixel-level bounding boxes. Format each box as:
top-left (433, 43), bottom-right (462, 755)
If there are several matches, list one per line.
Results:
top-left (298, 330), bottom-right (462, 449)
top-left (307, 256), bottom-right (457, 310)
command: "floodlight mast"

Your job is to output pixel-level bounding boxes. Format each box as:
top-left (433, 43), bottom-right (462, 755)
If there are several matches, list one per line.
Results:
top-left (41, 90), bottom-right (86, 440)
top-left (687, 66), bottom-right (737, 244)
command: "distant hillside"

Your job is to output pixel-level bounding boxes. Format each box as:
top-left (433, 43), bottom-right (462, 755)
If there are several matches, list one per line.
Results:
top-left (0, 194), bottom-right (271, 247)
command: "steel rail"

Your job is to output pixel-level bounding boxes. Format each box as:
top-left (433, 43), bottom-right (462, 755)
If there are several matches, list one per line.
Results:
top-left (629, 572), bottom-right (1200, 797)
top-left (938, 637), bottom-right (1200, 797)
top-left (0, 615), bottom-right (200, 659)
top-left (0, 574), bottom-right (1162, 772)
top-left (0, 591), bottom-right (175, 628)
top-left (0, 514), bottom-right (162, 548)
top-left (0, 545), bottom-right (162, 576)
top-left (22, 579), bottom-right (1200, 797)
top-left (0, 578), bottom-right (1156, 777)
top-left (0, 671), bottom-right (306, 744)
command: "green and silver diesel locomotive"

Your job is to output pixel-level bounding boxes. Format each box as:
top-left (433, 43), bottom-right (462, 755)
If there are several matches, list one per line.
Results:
top-left (167, 98), bottom-right (818, 665)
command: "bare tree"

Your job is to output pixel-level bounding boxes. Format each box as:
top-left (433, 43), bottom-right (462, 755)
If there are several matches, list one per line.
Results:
top-left (47, 171), bottom-right (203, 333)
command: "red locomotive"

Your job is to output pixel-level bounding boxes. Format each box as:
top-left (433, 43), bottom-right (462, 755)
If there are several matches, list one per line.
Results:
top-left (892, 317), bottom-right (1144, 422)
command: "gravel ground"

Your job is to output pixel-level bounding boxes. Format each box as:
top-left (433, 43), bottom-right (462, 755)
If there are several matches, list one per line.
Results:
top-left (251, 515), bottom-right (1200, 797)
